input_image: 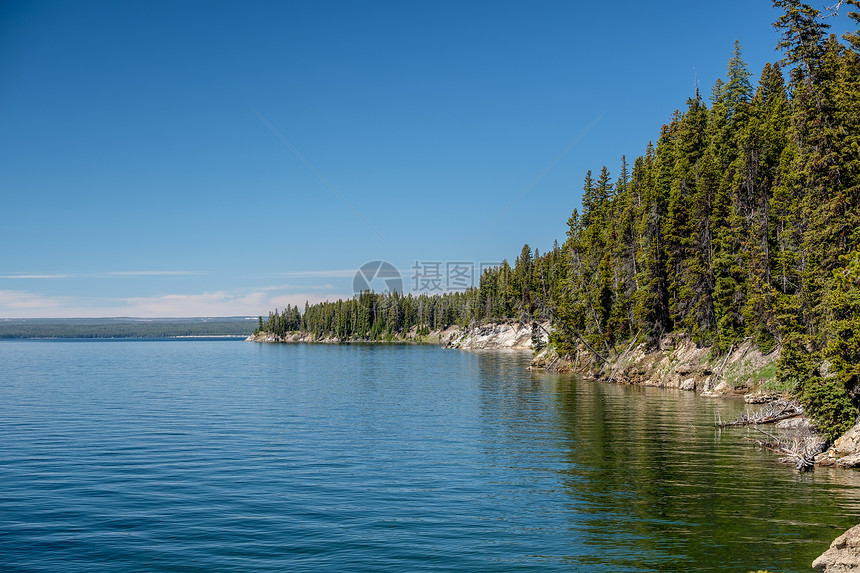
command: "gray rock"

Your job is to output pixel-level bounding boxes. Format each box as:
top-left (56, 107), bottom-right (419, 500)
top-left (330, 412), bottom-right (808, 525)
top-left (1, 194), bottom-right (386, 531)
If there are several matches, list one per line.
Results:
top-left (817, 422), bottom-right (860, 468)
top-left (813, 524), bottom-right (860, 571)
top-left (775, 417), bottom-right (810, 429)
top-left (834, 424), bottom-right (860, 457)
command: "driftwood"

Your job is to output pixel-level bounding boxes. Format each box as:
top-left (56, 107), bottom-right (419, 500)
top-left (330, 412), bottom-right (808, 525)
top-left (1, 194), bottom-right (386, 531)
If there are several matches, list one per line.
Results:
top-left (716, 400), bottom-right (803, 428)
top-left (748, 427), bottom-right (825, 472)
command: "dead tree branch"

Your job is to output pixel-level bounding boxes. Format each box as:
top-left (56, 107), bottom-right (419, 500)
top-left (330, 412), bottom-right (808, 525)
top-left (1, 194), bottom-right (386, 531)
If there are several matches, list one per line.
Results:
top-left (716, 400), bottom-right (803, 427)
top-left (751, 427), bottom-right (825, 472)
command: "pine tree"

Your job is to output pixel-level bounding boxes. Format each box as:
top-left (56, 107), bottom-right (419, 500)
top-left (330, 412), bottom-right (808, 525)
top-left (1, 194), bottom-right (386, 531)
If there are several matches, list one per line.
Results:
top-left (581, 170), bottom-right (597, 226)
top-left (632, 141), bottom-right (671, 341)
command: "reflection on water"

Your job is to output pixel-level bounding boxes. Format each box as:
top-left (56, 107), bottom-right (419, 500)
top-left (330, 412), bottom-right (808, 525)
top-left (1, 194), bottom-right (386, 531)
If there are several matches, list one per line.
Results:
top-left (470, 350), bottom-right (860, 572)
top-left (1, 342), bottom-right (858, 573)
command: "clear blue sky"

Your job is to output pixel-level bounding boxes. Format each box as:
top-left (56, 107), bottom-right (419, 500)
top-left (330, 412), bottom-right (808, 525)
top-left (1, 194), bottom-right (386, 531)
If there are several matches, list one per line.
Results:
top-left (1, 1), bottom-right (853, 317)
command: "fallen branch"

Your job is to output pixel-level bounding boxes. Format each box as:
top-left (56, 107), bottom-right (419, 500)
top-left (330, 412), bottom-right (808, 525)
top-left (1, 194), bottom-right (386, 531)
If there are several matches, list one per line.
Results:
top-left (752, 427), bottom-right (825, 472)
top-left (716, 400), bottom-right (803, 427)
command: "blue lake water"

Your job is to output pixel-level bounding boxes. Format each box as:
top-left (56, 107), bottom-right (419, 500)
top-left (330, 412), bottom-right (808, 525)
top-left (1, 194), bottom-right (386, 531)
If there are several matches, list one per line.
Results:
top-left (2, 340), bottom-right (860, 572)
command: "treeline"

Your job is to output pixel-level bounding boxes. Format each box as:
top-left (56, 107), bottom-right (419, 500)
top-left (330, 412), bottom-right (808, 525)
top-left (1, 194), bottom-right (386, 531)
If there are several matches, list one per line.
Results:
top-left (260, 1), bottom-right (860, 439)
top-left (259, 291), bottom-right (481, 340)
top-left (258, 245), bottom-right (565, 340)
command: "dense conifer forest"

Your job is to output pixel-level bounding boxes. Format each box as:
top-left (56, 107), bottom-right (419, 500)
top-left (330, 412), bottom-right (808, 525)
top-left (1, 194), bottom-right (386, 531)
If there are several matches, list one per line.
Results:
top-left (259, 1), bottom-right (860, 439)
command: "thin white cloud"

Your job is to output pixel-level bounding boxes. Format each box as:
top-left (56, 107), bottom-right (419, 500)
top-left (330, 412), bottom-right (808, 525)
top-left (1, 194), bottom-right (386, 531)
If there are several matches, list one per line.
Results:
top-left (0, 288), bottom-right (348, 318)
top-left (256, 283), bottom-right (335, 291)
top-left (0, 271), bottom-right (202, 280)
top-left (103, 271), bottom-right (203, 277)
top-left (0, 289), bottom-right (73, 311)
top-left (0, 274), bottom-right (70, 279)
top-left (276, 269), bottom-right (357, 278)
top-left (118, 291), bottom-right (348, 317)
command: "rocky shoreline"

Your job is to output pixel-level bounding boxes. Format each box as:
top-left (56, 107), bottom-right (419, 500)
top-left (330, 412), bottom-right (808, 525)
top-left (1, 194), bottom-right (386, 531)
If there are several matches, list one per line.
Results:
top-left (249, 323), bottom-right (783, 401)
top-left (246, 321), bottom-right (543, 350)
top-left (249, 322), bottom-right (860, 569)
top-left (530, 331), bottom-right (780, 398)
top-left (249, 323), bottom-right (860, 469)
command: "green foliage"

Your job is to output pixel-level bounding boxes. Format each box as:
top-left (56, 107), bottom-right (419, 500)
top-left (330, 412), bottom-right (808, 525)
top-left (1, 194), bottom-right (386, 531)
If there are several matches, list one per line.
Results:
top-left (797, 376), bottom-right (858, 441)
top-left (755, 363), bottom-right (786, 392)
top-left (257, 3), bottom-right (860, 439)
top-left (531, 321), bottom-right (546, 353)
top-left (824, 246), bottom-right (860, 390)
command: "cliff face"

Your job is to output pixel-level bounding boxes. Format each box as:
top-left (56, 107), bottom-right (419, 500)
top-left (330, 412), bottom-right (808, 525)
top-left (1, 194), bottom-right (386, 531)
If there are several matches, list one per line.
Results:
top-left (530, 333), bottom-right (781, 398)
top-left (246, 321), bottom-right (547, 349)
top-left (443, 322), bottom-right (548, 350)
top-left (246, 327), bottom-right (452, 345)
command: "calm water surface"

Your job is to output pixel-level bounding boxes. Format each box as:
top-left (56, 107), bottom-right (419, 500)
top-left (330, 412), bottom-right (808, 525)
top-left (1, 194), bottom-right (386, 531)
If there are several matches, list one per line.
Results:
top-left (2, 340), bottom-right (860, 572)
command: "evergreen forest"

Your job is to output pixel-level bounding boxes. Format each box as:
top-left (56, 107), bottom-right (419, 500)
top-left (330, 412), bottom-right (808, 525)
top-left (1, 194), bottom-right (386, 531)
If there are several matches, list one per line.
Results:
top-left (258, 1), bottom-right (860, 440)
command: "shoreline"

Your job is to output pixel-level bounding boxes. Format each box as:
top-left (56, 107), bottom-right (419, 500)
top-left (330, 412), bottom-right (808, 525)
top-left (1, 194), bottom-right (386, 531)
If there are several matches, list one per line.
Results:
top-left (249, 323), bottom-right (778, 399)
top-left (249, 321), bottom-right (860, 566)
top-left (246, 321), bottom-right (544, 351)
top-left (530, 332), bottom-right (782, 400)
top-left (250, 322), bottom-right (860, 463)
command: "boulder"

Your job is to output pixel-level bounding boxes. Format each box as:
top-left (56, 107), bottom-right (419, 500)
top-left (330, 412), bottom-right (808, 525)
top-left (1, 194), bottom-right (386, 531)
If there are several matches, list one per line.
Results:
top-left (834, 425), bottom-right (860, 457)
top-left (817, 423), bottom-right (860, 468)
top-left (813, 524), bottom-right (860, 571)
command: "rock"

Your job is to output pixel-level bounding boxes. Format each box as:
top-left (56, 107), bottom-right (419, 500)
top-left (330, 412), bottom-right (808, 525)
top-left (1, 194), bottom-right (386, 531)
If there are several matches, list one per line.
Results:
top-left (817, 423), bottom-right (860, 468)
top-left (449, 321), bottom-right (548, 350)
top-left (834, 453), bottom-right (860, 469)
top-left (775, 416), bottom-right (812, 430)
top-left (813, 524), bottom-right (860, 571)
top-left (680, 377), bottom-right (696, 391)
top-left (745, 392), bottom-right (783, 404)
top-left (834, 425), bottom-right (860, 457)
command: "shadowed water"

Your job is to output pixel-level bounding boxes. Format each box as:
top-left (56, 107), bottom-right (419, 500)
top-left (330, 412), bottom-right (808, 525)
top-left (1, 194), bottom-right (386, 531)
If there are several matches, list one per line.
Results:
top-left (1, 340), bottom-right (859, 572)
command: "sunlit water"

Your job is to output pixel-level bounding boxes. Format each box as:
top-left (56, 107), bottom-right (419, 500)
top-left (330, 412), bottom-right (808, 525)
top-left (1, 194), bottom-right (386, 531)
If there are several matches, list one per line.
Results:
top-left (2, 340), bottom-right (859, 572)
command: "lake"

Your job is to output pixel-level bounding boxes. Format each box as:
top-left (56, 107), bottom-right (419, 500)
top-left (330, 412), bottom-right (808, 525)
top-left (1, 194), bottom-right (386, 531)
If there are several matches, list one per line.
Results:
top-left (2, 340), bottom-right (859, 572)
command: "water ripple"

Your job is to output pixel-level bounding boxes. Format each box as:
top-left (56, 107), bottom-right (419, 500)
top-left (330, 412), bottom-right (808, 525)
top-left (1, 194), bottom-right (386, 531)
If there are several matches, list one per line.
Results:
top-left (2, 341), bottom-right (859, 572)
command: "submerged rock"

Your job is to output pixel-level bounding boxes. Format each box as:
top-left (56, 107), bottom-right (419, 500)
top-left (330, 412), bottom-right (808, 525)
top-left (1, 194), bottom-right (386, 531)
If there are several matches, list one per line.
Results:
top-left (813, 524), bottom-right (860, 571)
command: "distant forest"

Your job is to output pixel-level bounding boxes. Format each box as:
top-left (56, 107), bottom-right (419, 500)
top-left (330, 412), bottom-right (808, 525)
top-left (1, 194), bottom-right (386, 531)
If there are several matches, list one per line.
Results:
top-left (259, 1), bottom-right (860, 439)
top-left (0, 317), bottom-right (256, 339)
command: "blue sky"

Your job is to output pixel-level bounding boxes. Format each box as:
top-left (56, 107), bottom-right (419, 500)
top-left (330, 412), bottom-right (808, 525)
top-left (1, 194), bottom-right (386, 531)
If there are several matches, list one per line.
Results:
top-left (1, 1), bottom-right (854, 317)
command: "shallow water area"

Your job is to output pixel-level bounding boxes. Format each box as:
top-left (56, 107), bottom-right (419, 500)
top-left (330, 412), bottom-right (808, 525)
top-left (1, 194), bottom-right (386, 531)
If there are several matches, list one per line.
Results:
top-left (2, 340), bottom-right (859, 572)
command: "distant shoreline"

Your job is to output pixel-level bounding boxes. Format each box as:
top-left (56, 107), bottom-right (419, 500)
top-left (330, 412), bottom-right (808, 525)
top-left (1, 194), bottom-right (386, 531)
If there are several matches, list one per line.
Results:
top-left (0, 317), bottom-right (256, 339)
top-left (6, 335), bottom-right (249, 341)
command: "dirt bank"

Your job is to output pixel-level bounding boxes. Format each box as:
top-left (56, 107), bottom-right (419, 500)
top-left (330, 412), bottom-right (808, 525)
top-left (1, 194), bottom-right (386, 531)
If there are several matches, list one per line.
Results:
top-left (530, 332), bottom-right (781, 398)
